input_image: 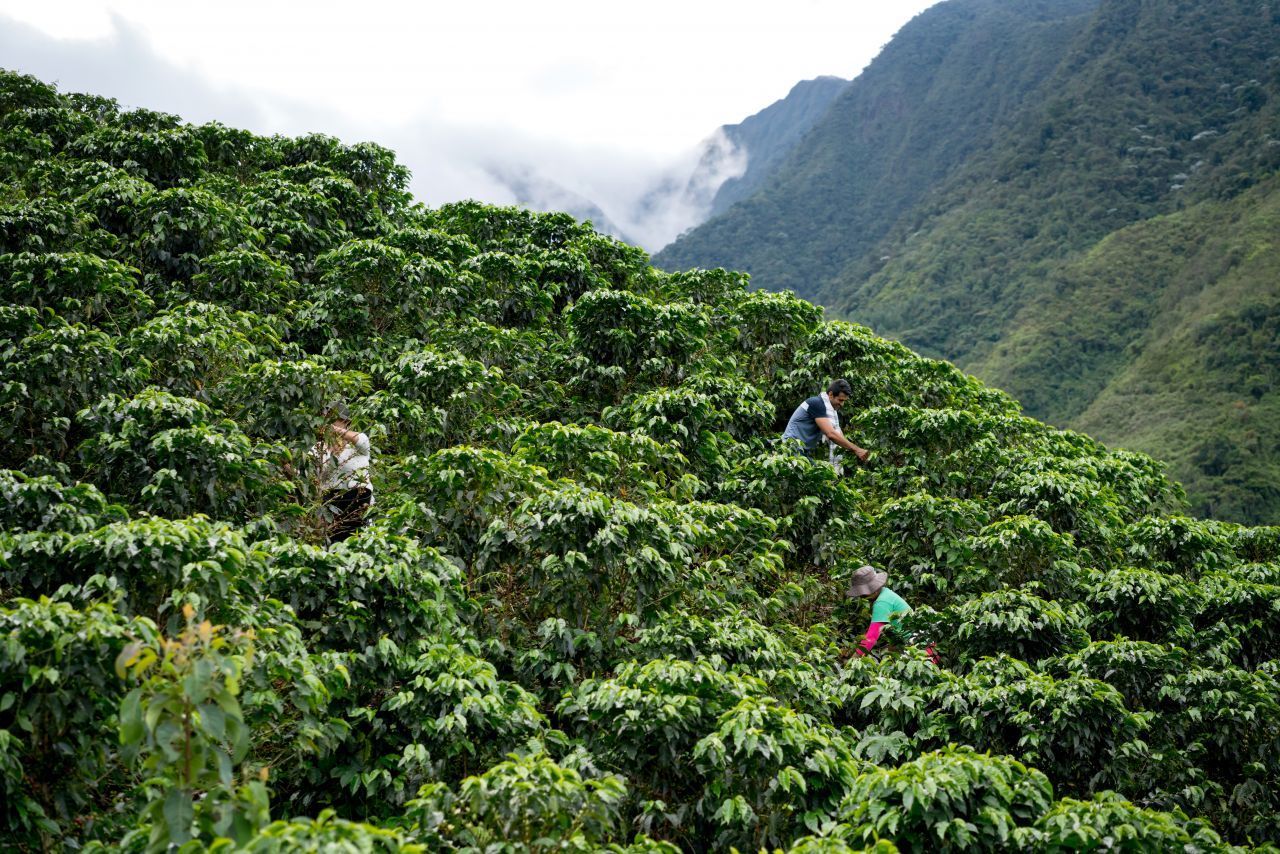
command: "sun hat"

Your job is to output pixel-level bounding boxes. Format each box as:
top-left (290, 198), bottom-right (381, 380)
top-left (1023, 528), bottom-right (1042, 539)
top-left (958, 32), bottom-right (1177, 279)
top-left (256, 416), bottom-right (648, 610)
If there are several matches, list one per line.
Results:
top-left (845, 565), bottom-right (888, 598)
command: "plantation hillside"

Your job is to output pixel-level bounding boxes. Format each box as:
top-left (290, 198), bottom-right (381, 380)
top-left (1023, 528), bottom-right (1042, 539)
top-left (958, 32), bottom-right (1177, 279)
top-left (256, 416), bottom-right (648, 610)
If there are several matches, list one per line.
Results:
top-left (654, 0), bottom-right (1280, 525)
top-left (3, 69), bottom-right (1280, 852)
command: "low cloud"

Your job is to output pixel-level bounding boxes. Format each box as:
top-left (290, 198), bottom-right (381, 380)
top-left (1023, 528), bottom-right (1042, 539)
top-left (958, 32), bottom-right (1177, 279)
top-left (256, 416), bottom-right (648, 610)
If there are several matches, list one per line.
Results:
top-left (627, 128), bottom-right (749, 249)
top-left (448, 125), bottom-right (748, 250)
top-left (1, 14), bottom-right (276, 132)
top-left (1, 13), bottom-right (747, 252)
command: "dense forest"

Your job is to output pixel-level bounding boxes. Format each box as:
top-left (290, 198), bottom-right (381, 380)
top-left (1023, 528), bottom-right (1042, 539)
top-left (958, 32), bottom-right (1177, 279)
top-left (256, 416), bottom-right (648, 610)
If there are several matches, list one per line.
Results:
top-left (656, 0), bottom-right (1280, 525)
top-left (3, 69), bottom-right (1280, 851)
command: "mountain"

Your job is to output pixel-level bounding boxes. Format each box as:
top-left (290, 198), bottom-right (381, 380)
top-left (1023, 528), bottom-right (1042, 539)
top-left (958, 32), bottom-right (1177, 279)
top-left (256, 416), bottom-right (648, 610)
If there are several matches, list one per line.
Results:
top-left (985, 176), bottom-right (1280, 522)
top-left (705, 75), bottom-right (850, 218)
top-left (655, 0), bottom-right (1100, 292)
top-left (655, 0), bottom-right (1280, 524)
top-left (5, 68), bottom-right (1280, 851)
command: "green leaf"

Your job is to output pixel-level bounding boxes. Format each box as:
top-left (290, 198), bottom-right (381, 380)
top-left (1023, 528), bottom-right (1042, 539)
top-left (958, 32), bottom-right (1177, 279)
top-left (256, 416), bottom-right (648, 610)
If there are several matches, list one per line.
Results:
top-left (199, 702), bottom-right (226, 741)
top-left (163, 787), bottom-right (194, 845)
top-left (215, 745), bottom-right (234, 787)
top-left (120, 688), bottom-right (145, 747)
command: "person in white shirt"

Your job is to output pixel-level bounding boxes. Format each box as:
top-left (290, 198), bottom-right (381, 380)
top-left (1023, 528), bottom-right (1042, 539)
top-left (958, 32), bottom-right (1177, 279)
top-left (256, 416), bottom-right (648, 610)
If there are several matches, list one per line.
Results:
top-left (314, 404), bottom-right (373, 543)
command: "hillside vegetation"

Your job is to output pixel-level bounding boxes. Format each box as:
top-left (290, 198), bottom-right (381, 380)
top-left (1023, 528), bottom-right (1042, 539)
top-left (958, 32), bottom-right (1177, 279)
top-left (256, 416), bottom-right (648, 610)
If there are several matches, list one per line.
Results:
top-left (3, 70), bottom-right (1280, 851)
top-left (970, 178), bottom-right (1280, 523)
top-left (655, 0), bottom-right (1280, 524)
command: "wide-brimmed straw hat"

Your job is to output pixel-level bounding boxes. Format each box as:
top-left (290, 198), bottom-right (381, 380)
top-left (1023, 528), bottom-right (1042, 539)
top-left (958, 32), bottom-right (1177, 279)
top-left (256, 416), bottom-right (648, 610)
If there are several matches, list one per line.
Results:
top-left (845, 565), bottom-right (888, 598)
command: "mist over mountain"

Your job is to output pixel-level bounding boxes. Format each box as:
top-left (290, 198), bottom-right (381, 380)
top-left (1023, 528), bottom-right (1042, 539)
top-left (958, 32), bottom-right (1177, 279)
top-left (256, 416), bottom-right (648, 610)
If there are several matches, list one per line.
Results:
top-left (655, 0), bottom-right (1280, 524)
top-left (487, 127), bottom-right (743, 250)
top-left (493, 77), bottom-right (848, 251)
top-left (486, 163), bottom-right (637, 243)
top-left (706, 76), bottom-right (851, 218)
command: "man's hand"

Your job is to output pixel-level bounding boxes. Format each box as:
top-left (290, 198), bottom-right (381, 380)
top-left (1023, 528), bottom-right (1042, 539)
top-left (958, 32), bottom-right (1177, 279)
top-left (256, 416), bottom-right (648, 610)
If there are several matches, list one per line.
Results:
top-left (817, 417), bottom-right (870, 462)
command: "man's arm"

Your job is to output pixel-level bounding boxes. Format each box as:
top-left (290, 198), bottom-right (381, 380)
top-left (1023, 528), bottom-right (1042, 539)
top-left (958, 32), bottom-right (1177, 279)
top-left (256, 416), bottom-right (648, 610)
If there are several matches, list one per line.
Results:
top-left (326, 423), bottom-right (364, 445)
top-left (815, 417), bottom-right (869, 461)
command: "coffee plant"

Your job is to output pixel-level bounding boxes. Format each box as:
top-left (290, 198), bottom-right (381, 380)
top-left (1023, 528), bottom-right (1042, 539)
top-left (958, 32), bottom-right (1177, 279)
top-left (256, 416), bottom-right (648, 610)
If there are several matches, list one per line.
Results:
top-left (3, 68), bottom-right (1279, 850)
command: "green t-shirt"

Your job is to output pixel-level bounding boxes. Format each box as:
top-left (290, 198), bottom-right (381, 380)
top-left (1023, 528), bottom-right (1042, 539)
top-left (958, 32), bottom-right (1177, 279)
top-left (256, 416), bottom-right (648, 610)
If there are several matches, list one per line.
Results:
top-left (870, 587), bottom-right (911, 625)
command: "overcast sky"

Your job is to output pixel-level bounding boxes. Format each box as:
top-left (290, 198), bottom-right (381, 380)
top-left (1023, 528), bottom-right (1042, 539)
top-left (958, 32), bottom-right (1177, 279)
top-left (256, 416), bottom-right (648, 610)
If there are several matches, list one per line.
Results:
top-left (1, 0), bottom-right (940, 247)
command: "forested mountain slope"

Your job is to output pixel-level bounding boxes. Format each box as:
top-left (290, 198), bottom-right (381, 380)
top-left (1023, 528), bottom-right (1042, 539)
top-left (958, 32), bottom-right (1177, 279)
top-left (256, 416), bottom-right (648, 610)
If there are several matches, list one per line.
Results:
top-left (654, 0), bottom-right (1100, 295)
top-left (4, 69), bottom-right (1280, 852)
top-left (970, 177), bottom-right (1280, 523)
top-left (655, 0), bottom-right (1280, 524)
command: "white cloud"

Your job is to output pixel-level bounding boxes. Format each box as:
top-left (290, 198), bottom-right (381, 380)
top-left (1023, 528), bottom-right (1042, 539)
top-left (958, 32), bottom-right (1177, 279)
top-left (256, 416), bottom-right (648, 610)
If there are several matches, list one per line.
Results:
top-left (1, 11), bottom-right (754, 248)
top-left (0, 1), bottom-right (941, 249)
top-left (0, 14), bottom-right (272, 130)
top-left (2, 0), bottom-right (940, 151)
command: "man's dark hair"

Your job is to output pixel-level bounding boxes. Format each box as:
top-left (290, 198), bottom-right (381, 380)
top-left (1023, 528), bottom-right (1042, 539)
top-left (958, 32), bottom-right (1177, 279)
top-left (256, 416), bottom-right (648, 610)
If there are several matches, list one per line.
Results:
top-left (828, 379), bottom-right (853, 397)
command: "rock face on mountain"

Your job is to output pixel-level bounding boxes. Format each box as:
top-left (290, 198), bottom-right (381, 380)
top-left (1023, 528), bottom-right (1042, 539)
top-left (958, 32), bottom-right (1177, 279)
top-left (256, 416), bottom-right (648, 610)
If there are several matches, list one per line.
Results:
top-left (655, 0), bottom-right (1280, 523)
